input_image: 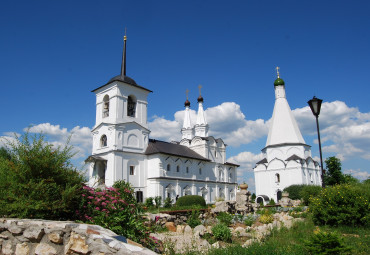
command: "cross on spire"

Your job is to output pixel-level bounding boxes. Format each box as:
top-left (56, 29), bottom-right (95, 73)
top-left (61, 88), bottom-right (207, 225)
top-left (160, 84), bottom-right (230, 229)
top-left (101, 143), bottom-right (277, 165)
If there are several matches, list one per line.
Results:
top-left (124, 27), bottom-right (127, 41)
top-left (276, 66), bottom-right (280, 78)
top-left (186, 89), bottom-right (189, 100)
top-left (121, 28), bottom-right (127, 76)
top-left (198, 84), bottom-right (202, 96)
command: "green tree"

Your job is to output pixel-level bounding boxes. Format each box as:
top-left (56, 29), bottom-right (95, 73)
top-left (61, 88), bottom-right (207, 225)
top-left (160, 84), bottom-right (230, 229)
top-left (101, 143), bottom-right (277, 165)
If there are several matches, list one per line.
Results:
top-left (0, 132), bottom-right (85, 220)
top-left (324, 156), bottom-right (345, 186)
top-left (0, 147), bottom-right (11, 160)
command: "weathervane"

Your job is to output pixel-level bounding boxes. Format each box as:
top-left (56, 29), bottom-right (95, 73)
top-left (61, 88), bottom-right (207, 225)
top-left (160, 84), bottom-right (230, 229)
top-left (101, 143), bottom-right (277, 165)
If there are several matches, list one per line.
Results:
top-left (198, 84), bottom-right (202, 96)
top-left (186, 89), bottom-right (189, 100)
top-left (276, 66), bottom-right (280, 78)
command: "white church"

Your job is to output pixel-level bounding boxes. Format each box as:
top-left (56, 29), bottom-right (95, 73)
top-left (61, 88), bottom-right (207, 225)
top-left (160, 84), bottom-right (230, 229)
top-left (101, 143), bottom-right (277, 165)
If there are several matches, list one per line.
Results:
top-left (86, 35), bottom-right (239, 204)
top-left (254, 68), bottom-right (322, 204)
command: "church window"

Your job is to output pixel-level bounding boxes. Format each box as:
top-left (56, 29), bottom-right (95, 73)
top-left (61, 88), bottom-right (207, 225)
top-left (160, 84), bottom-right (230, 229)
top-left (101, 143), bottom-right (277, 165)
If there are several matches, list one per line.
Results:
top-left (275, 173), bottom-right (280, 183)
top-left (127, 95), bottom-right (136, 117)
top-left (130, 166), bottom-right (135, 175)
top-left (102, 95), bottom-right (109, 118)
top-left (219, 169), bottom-right (224, 181)
top-left (136, 191), bottom-right (143, 203)
top-left (229, 173), bottom-right (233, 182)
top-left (167, 164), bottom-right (171, 171)
top-left (177, 165), bottom-right (180, 172)
top-left (186, 166), bottom-right (189, 174)
top-left (215, 150), bottom-right (217, 158)
top-left (100, 135), bottom-right (107, 147)
top-left (199, 168), bottom-right (202, 175)
top-left (310, 173), bottom-right (313, 183)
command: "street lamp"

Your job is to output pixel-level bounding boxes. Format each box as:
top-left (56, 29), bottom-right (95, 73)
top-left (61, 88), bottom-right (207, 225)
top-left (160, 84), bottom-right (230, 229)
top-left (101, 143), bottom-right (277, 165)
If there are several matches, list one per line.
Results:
top-left (308, 96), bottom-right (325, 187)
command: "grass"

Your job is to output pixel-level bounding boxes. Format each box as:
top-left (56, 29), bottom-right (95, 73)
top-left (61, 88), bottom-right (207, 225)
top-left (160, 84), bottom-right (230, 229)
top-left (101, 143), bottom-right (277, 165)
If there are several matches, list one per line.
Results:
top-left (181, 216), bottom-right (370, 255)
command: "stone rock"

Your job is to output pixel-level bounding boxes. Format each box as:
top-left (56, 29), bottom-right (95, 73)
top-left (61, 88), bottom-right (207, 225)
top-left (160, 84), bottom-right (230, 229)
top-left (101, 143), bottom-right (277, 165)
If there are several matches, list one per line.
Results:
top-left (35, 243), bottom-right (57, 255)
top-left (165, 222), bottom-right (176, 232)
top-left (243, 238), bottom-right (256, 247)
top-left (2, 240), bottom-right (14, 255)
top-left (176, 225), bottom-right (185, 234)
top-left (233, 226), bottom-right (249, 237)
top-left (184, 225), bottom-right (192, 235)
top-left (23, 226), bottom-right (44, 241)
top-left (9, 225), bottom-right (23, 235)
top-left (211, 241), bottom-right (220, 249)
top-left (48, 231), bottom-right (64, 244)
top-left (15, 242), bottom-right (30, 255)
top-left (193, 225), bottom-right (206, 236)
top-left (65, 232), bottom-right (89, 254)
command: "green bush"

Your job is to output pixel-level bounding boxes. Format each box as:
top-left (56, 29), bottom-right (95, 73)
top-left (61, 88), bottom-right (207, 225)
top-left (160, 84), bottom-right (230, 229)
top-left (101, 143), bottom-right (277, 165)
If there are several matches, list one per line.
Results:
top-left (212, 223), bottom-right (232, 242)
top-left (0, 132), bottom-right (85, 220)
top-left (164, 197), bottom-right (172, 208)
top-left (154, 196), bottom-right (162, 208)
top-left (300, 185), bottom-right (322, 206)
top-left (175, 195), bottom-right (206, 207)
top-left (283, 184), bottom-right (307, 200)
top-left (244, 215), bottom-right (255, 227)
top-left (310, 183), bottom-right (370, 226)
top-left (268, 198), bottom-right (276, 205)
top-left (187, 210), bottom-right (202, 228)
top-left (305, 228), bottom-right (351, 254)
top-left (217, 212), bottom-right (233, 226)
top-left (145, 197), bottom-right (154, 207)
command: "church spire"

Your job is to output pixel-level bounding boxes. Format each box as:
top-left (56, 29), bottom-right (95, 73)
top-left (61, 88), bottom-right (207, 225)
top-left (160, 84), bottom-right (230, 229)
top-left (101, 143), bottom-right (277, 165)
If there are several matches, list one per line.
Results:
top-left (120, 28), bottom-right (127, 77)
top-left (266, 68), bottom-right (305, 147)
top-left (181, 89), bottom-right (194, 140)
top-left (195, 85), bottom-right (209, 137)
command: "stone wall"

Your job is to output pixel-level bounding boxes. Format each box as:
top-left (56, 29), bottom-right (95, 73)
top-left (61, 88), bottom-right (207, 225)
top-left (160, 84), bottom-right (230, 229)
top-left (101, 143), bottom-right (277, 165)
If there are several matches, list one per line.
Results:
top-left (0, 218), bottom-right (157, 255)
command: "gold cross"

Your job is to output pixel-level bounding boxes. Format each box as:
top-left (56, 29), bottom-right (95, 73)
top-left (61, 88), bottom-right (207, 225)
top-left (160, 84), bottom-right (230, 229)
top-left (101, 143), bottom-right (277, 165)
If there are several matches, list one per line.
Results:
top-left (186, 89), bottom-right (189, 100)
top-left (276, 66), bottom-right (280, 78)
top-left (198, 84), bottom-right (202, 95)
top-left (124, 27), bottom-right (127, 41)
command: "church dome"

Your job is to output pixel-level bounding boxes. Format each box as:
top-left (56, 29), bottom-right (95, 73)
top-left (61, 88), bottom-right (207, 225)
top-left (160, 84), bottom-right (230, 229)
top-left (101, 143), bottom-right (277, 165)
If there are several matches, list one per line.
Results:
top-left (274, 78), bottom-right (285, 86)
top-left (197, 95), bottom-right (204, 102)
top-left (184, 99), bottom-right (190, 107)
top-left (108, 75), bottom-right (138, 86)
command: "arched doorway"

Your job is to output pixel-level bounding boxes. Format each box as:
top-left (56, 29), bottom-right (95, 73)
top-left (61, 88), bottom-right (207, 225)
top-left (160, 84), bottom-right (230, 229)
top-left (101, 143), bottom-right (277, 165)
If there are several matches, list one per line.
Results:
top-left (277, 190), bottom-right (282, 202)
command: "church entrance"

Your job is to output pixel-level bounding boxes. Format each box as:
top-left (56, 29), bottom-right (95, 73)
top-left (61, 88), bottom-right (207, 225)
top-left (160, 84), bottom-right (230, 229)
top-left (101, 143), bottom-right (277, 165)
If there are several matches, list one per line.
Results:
top-left (277, 190), bottom-right (282, 202)
top-left (136, 191), bottom-right (143, 203)
top-left (95, 161), bottom-right (106, 185)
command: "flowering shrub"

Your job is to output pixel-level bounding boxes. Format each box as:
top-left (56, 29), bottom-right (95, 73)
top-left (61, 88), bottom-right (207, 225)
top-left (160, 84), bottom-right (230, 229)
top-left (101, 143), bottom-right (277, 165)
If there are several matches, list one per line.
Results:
top-left (259, 214), bottom-right (274, 224)
top-left (310, 183), bottom-right (370, 226)
top-left (300, 185), bottom-right (322, 205)
top-left (78, 181), bottom-right (161, 251)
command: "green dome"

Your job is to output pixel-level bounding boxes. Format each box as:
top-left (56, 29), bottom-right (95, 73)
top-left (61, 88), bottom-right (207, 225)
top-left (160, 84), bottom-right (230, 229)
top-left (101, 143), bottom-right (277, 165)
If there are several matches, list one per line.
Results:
top-left (274, 78), bottom-right (285, 86)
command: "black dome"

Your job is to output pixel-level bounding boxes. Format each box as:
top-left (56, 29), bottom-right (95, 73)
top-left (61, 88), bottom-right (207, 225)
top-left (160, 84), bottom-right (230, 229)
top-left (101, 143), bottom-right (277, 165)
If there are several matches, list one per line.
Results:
top-left (108, 75), bottom-right (138, 86)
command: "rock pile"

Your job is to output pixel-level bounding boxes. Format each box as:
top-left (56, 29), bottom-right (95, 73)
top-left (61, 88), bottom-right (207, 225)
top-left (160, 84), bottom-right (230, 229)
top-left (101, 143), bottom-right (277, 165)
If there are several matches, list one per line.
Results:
top-left (0, 218), bottom-right (157, 255)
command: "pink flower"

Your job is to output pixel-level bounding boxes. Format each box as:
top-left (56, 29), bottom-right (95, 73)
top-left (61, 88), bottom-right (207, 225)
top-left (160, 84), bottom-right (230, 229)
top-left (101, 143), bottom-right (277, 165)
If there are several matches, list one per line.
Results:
top-left (88, 196), bottom-right (94, 199)
top-left (88, 202), bottom-right (91, 204)
top-left (112, 200), bottom-right (117, 204)
top-left (95, 207), bottom-right (100, 211)
top-left (101, 202), bottom-right (107, 206)
top-left (82, 194), bottom-right (85, 197)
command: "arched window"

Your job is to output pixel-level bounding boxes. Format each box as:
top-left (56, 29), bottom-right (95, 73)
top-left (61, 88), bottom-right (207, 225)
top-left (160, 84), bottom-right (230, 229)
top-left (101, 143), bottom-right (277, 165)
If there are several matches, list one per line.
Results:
top-left (186, 166), bottom-right (189, 174)
top-left (275, 173), bottom-right (280, 183)
top-left (127, 95), bottom-right (136, 117)
top-left (176, 165), bottom-right (180, 172)
top-left (183, 185), bottom-right (191, 196)
top-left (219, 169), bottom-right (224, 181)
top-left (215, 150), bottom-right (217, 158)
top-left (167, 164), bottom-right (171, 171)
top-left (130, 166), bottom-right (135, 175)
top-left (199, 168), bottom-right (202, 175)
top-left (100, 135), bottom-right (107, 147)
top-left (229, 173), bottom-right (233, 182)
top-left (102, 95), bottom-right (109, 118)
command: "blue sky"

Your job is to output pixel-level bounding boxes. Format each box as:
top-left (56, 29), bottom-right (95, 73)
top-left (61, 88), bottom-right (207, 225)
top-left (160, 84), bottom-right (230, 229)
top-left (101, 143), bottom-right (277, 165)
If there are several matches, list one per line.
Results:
top-left (1, 1), bottom-right (370, 191)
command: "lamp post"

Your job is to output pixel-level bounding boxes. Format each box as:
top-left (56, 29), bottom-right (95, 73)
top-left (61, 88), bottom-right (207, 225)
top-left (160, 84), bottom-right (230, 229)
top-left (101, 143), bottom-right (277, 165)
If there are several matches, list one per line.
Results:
top-left (308, 96), bottom-right (325, 187)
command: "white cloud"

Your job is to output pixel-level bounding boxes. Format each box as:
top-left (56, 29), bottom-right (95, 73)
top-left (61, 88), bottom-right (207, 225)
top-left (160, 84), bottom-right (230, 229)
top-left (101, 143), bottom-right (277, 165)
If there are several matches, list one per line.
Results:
top-left (343, 169), bottom-right (370, 180)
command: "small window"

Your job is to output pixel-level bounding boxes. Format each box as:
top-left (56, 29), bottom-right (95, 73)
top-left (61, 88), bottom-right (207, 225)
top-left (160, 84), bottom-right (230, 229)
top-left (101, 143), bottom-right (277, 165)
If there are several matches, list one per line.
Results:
top-left (199, 168), bottom-right (202, 175)
top-left (310, 173), bottom-right (313, 183)
top-left (130, 166), bottom-right (135, 175)
top-left (167, 164), bottom-right (171, 171)
top-left (100, 135), bottom-right (107, 147)
top-left (186, 166), bottom-right (189, 174)
top-left (229, 173), bottom-right (232, 181)
top-left (103, 95), bottom-right (109, 118)
top-left (177, 165), bottom-right (180, 172)
top-left (215, 150), bottom-right (217, 158)
top-left (275, 173), bottom-right (280, 183)
top-left (127, 95), bottom-right (136, 117)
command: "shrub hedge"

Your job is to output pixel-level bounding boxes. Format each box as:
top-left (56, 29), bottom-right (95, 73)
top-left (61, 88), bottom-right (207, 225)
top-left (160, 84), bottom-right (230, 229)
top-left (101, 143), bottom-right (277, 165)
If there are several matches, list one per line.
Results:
top-left (300, 185), bottom-right (322, 205)
top-left (175, 195), bottom-right (206, 207)
top-left (310, 183), bottom-right (370, 226)
top-left (283, 184), bottom-right (307, 200)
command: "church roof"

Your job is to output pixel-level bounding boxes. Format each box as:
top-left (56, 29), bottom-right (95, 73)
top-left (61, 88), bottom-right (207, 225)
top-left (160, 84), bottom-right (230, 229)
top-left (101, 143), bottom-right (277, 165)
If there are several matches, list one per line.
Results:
top-left (91, 75), bottom-right (153, 93)
top-left (256, 158), bottom-right (268, 164)
top-left (145, 139), bottom-right (211, 161)
top-left (286, 154), bottom-right (303, 161)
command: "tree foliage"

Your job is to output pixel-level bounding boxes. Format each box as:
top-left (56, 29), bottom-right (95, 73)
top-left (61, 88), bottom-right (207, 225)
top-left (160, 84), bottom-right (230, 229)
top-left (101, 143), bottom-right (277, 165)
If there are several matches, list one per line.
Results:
top-left (324, 156), bottom-right (345, 185)
top-left (0, 132), bottom-right (85, 220)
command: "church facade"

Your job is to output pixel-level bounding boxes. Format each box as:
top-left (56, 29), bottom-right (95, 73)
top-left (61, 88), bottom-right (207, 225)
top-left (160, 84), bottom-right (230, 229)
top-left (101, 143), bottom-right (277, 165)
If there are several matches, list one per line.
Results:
top-left (86, 35), bottom-right (238, 204)
top-left (254, 69), bottom-right (322, 204)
